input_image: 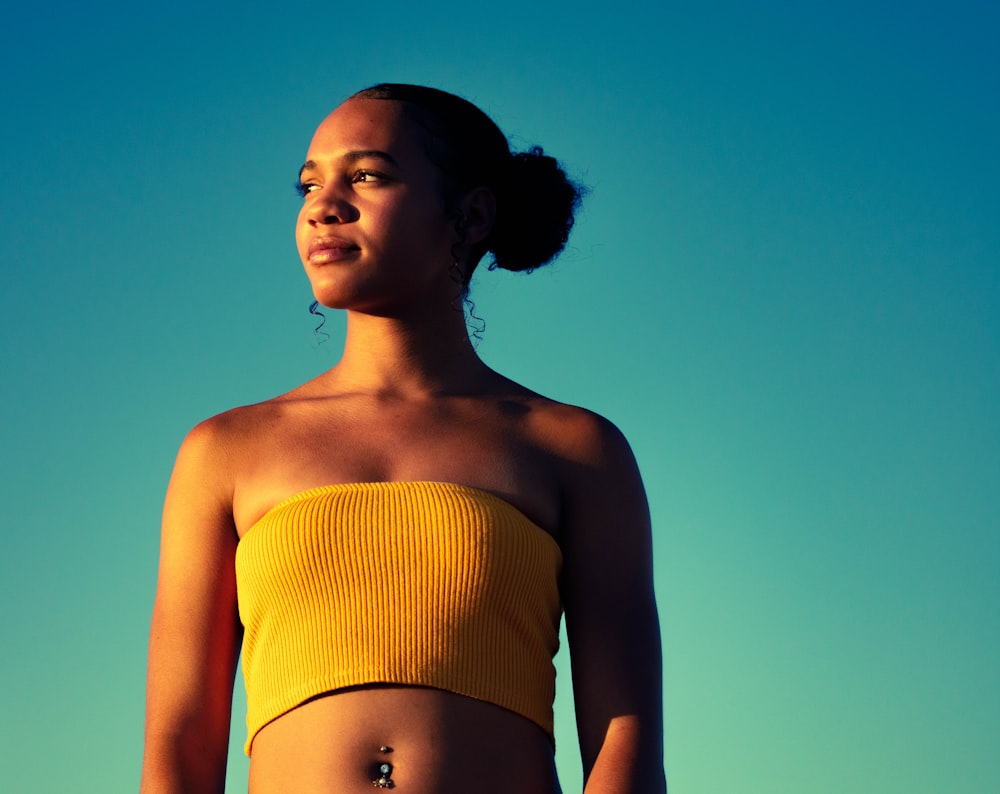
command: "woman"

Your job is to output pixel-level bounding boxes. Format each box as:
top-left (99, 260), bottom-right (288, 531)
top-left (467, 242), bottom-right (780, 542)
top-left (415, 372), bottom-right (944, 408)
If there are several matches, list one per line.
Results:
top-left (141, 84), bottom-right (664, 794)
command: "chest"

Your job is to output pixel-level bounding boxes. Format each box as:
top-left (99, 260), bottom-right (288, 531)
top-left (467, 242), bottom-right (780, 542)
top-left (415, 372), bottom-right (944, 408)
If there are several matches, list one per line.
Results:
top-left (233, 398), bottom-right (563, 538)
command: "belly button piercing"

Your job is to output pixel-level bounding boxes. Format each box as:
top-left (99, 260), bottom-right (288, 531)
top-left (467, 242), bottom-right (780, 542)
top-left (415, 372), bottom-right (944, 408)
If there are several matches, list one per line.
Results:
top-left (372, 761), bottom-right (395, 788)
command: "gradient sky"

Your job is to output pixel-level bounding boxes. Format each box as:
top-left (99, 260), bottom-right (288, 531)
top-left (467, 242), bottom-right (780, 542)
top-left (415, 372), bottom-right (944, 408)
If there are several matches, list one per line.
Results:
top-left (2, 1), bottom-right (997, 792)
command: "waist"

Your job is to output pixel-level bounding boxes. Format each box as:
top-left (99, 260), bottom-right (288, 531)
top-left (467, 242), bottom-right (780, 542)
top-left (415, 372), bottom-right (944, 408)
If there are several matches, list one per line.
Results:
top-left (247, 685), bottom-right (561, 794)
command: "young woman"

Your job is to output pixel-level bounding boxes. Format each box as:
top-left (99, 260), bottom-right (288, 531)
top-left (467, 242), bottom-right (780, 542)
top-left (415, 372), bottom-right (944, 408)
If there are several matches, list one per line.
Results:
top-left (141, 84), bottom-right (664, 794)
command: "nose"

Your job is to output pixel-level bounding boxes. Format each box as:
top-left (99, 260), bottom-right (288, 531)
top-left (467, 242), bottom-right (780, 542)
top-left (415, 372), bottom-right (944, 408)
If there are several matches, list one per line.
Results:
top-left (305, 185), bottom-right (359, 226)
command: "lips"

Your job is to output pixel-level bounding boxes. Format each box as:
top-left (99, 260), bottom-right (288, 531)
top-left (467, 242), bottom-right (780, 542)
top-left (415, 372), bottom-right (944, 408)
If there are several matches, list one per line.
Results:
top-left (308, 236), bottom-right (360, 264)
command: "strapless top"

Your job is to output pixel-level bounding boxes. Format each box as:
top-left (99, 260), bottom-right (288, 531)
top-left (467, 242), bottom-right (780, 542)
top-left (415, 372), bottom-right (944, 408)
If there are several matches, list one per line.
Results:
top-left (235, 480), bottom-right (563, 754)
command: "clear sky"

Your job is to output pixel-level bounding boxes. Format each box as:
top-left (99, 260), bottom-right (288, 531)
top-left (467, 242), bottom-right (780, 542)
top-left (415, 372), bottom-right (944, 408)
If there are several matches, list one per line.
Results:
top-left (1, 1), bottom-right (997, 792)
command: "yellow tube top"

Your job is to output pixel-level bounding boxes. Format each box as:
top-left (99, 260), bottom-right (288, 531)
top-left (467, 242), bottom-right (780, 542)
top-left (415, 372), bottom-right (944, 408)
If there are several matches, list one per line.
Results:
top-left (235, 480), bottom-right (563, 755)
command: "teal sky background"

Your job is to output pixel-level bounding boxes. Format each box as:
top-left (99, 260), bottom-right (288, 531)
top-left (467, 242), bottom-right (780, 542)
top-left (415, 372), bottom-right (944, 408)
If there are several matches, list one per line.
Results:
top-left (2, 2), bottom-right (997, 792)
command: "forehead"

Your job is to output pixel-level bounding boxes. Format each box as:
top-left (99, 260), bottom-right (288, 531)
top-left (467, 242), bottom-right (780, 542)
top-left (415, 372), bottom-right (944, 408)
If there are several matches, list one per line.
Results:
top-left (306, 98), bottom-right (427, 163)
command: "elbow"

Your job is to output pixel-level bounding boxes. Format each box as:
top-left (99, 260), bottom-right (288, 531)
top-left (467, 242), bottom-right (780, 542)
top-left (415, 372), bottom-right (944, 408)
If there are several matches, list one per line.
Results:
top-left (140, 728), bottom-right (228, 794)
top-left (583, 715), bottom-right (665, 794)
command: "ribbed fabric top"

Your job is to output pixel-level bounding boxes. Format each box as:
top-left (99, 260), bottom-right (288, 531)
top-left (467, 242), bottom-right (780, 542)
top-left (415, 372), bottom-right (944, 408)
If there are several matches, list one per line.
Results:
top-left (235, 480), bottom-right (563, 755)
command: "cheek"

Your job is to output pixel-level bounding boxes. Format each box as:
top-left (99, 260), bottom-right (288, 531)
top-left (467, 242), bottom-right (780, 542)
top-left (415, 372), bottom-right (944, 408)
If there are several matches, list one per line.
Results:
top-left (294, 210), bottom-right (310, 259)
top-left (387, 199), bottom-right (455, 254)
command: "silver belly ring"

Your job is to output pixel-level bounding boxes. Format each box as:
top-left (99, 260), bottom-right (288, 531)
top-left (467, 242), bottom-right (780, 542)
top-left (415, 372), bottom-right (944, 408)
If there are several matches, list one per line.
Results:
top-left (372, 761), bottom-right (394, 788)
top-left (372, 746), bottom-right (395, 788)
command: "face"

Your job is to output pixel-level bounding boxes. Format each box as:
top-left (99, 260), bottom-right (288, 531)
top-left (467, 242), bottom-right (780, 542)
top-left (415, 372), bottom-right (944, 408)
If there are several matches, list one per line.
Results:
top-left (295, 98), bottom-right (459, 314)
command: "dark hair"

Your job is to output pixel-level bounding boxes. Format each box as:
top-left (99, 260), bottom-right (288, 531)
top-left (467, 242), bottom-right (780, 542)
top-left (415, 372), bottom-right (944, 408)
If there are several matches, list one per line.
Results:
top-left (351, 84), bottom-right (586, 281)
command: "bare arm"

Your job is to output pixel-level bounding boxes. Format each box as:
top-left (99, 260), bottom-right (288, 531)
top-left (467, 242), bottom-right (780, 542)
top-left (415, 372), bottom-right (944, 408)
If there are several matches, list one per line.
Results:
top-left (140, 420), bottom-right (242, 794)
top-left (560, 414), bottom-right (666, 793)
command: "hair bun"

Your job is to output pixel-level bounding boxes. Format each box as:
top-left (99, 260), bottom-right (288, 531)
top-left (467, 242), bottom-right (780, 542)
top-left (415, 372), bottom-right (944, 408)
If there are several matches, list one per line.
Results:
top-left (489, 146), bottom-right (585, 273)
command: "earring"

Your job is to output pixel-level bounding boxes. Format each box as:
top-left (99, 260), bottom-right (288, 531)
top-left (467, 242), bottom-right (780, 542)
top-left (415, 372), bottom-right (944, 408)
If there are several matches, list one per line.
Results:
top-left (448, 258), bottom-right (466, 289)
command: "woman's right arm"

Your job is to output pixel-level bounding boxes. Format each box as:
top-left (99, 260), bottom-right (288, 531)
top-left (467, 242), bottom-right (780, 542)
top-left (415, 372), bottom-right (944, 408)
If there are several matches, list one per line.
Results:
top-left (140, 419), bottom-right (242, 794)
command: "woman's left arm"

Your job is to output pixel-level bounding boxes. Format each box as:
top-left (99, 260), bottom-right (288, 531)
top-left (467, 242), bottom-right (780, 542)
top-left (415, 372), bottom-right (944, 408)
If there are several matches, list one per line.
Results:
top-left (560, 412), bottom-right (666, 793)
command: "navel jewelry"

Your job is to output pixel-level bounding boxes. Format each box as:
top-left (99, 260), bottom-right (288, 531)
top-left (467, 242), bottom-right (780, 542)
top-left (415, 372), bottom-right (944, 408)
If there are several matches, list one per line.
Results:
top-left (372, 761), bottom-right (395, 788)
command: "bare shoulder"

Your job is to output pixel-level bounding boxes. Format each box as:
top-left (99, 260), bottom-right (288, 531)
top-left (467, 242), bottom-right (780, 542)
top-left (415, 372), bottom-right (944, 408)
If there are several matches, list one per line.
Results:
top-left (527, 398), bottom-right (664, 786)
top-left (179, 388), bottom-right (303, 458)
top-left (515, 389), bottom-right (651, 560)
top-left (168, 396), bottom-right (292, 506)
top-left (519, 394), bottom-right (640, 483)
top-left (503, 386), bottom-right (648, 541)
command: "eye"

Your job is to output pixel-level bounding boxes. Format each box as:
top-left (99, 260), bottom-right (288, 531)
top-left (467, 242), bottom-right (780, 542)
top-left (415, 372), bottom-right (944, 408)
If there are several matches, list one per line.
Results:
top-left (352, 169), bottom-right (386, 184)
top-left (295, 180), bottom-right (320, 198)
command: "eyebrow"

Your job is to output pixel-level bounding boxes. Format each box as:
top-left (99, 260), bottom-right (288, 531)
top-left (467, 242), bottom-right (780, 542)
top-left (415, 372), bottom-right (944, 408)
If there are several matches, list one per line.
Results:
top-left (298, 150), bottom-right (400, 180)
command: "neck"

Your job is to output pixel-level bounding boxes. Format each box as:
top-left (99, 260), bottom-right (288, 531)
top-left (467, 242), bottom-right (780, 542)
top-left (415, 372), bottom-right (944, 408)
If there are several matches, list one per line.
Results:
top-left (325, 304), bottom-right (493, 397)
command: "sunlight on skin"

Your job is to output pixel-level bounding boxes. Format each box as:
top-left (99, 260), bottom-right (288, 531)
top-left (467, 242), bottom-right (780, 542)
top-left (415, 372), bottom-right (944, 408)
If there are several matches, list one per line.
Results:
top-left (1, 3), bottom-right (998, 792)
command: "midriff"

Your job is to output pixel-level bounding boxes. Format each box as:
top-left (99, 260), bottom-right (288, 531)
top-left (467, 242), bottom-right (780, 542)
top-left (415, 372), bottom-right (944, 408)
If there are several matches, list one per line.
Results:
top-left (247, 685), bottom-right (562, 794)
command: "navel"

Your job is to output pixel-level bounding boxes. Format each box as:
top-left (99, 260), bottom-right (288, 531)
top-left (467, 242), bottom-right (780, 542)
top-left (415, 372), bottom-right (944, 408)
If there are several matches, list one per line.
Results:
top-left (371, 745), bottom-right (395, 788)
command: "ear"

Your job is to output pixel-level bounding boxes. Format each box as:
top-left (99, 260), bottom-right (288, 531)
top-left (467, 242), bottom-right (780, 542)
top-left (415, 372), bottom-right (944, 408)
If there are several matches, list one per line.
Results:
top-left (454, 186), bottom-right (496, 248)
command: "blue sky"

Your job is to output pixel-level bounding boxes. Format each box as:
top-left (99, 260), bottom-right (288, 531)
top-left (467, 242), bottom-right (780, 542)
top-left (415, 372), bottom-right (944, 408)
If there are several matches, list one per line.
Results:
top-left (1, 1), bottom-right (997, 791)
